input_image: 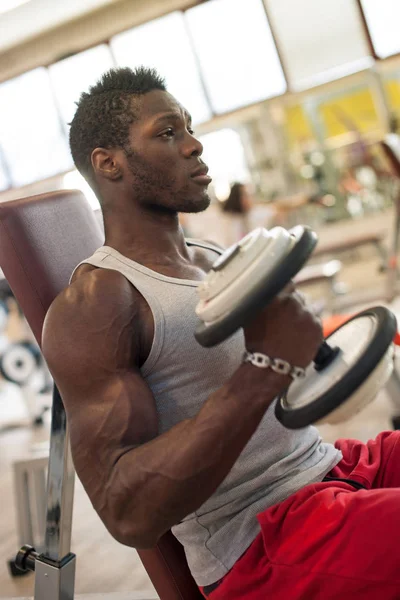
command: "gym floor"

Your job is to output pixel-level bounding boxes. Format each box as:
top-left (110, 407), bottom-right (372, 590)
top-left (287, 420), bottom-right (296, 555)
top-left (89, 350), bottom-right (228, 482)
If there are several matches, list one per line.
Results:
top-left (1, 207), bottom-right (399, 598)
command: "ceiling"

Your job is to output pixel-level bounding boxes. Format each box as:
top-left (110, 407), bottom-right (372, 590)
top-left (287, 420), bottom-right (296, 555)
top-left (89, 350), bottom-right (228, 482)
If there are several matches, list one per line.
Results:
top-left (0, 0), bottom-right (120, 53)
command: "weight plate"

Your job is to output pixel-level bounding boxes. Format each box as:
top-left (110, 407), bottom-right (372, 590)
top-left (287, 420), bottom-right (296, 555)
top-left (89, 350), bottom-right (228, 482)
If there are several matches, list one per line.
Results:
top-left (195, 226), bottom-right (318, 347)
top-left (0, 342), bottom-right (41, 385)
top-left (197, 227), bottom-right (293, 319)
top-left (275, 306), bottom-right (397, 429)
top-left (315, 345), bottom-right (394, 425)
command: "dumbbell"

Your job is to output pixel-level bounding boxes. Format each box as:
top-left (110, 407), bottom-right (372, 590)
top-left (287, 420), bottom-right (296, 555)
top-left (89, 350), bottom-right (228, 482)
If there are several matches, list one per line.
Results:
top-left (194, 226), bottom-right (397, 429)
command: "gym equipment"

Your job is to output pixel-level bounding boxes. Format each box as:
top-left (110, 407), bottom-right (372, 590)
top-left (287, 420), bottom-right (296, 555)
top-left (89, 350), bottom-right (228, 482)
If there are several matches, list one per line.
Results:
top-left (324, 312), bottom-right (400, 432)
top-left (276, 307), bottom-right (395, 428)
top-left (312, 231), bottom-right (387, 267)
top-left (0, 338), bottom-right (51, 427)
top-left (0, 340), bottom-right (41, 385)
top-left (8, 452), bottom-right (48, 577)
top-left (0, 292), bottom-right (50, 428)
top-left (195, 226), bottom-right (397, 430)
top-left (195, 226), bottom-right (318, 347)
top-left (381, 140), bottom-right (400, 302)
top-left (0, 191), bottom-right (201, 600)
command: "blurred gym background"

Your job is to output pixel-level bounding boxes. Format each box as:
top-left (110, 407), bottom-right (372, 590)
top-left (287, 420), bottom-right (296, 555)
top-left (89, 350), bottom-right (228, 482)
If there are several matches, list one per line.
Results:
top-left (2, 0), bottom-right (400, 597)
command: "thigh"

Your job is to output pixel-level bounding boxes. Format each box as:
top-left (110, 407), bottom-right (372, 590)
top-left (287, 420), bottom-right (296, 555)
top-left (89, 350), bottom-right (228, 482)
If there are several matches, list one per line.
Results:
top-left (331, 430), bottom-right (400, 489)
top-left (211, 482), bottom-right (400, 600)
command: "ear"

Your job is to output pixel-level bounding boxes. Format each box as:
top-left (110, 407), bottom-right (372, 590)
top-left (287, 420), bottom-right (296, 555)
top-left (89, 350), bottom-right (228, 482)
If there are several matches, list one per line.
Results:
top-left (91, 148), bottom-right (122, 181)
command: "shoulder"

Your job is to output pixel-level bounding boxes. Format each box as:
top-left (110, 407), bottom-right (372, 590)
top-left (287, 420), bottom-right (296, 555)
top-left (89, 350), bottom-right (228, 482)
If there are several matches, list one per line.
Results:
top-left (49, 267), bottom-right (137, 321)
top-left (42, 267), bottom-right (141, 366)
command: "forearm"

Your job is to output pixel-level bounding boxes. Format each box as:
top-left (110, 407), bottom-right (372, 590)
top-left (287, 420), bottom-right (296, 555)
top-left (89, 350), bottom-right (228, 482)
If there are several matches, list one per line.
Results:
top-left (106, 363), bottom-right (290, 547)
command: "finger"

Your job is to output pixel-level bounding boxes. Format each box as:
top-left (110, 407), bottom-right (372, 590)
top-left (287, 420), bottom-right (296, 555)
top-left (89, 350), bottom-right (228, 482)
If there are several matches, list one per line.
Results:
top-left (292, 291), bottom-right (323, 326)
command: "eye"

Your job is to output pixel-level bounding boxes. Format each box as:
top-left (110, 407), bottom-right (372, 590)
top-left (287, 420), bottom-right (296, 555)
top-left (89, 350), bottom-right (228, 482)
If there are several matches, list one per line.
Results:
top-left (188, 128), bottom-right (195, 136)
top-left (160, 128), bottom-right (175, 138)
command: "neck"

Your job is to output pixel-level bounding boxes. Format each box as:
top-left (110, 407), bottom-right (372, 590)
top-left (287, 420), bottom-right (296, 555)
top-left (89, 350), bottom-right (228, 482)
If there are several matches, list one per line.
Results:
top-left (102, 198), bottom-right (191, 266)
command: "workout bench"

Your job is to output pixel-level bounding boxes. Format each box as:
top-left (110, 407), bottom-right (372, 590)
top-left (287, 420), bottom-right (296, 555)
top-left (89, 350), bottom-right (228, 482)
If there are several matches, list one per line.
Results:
top-left (0, 190), bottom-right (202, 599)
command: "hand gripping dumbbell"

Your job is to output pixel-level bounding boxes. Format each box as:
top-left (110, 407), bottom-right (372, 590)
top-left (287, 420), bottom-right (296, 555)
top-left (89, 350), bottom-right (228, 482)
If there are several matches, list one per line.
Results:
top-left (194, 226), bottom-right (397, 429)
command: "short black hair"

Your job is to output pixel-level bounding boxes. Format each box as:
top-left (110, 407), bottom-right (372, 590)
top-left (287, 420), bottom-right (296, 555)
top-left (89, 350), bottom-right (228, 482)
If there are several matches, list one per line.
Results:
top-left (69, 66), bottom-right (166, 180)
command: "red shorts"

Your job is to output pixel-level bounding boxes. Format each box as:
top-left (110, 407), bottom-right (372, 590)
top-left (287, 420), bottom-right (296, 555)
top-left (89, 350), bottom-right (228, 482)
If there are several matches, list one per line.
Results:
top-left (201, 431), bottom-right (400, 599)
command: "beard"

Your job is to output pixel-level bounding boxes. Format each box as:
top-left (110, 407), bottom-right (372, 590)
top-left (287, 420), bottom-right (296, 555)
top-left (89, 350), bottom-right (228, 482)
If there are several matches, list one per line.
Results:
top-left (125, 150), bottom-right (211, 214)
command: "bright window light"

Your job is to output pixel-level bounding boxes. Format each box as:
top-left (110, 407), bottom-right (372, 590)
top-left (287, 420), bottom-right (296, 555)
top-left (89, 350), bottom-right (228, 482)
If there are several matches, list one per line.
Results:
top-left (185, 0), bottom-right (286, 114)
top-left (0, 68), bottom-right (73, 187)
top-left (199, 129), bottom-right (250, 199)
top-left (361, 0), bottom-right (400, 59)
top-left (265, 0), bottom-right (372, 91)
top-left (63, 170), bottom-right (100, 210)
top-left (49, 45), bottom-right (115, 132)
top-left (0, 148), bottom-right (10, 192)
top-left (111, 12), bottom-right (212, 125)
top-left (0, 0), bottom-right (30, 16)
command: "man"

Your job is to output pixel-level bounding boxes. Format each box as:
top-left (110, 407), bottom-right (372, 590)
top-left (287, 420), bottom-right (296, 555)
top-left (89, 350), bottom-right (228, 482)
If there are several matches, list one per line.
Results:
top-left (43, 67), bottom-right (400, 599)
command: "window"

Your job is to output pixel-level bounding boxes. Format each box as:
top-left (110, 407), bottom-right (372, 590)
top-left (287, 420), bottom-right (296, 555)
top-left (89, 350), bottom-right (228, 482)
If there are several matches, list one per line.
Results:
top-left (0, 0), bottom-right (30, 16)
top-left (63, 170), bottom-right (100, 210)
top-left (185, 0), bottom-right (286, 114)
top-left (199, 128), bottom-right (250, 199)
top-left (265, 0), bottom-right (372, 90)
top-left (0, 68), bottom-right (72, 187)
top-left (361, 0), bottom-right (400, 59)
top-left (111, 12), bottom-right (212, 125)
top-left (49, 44), bottom-right (115, 132)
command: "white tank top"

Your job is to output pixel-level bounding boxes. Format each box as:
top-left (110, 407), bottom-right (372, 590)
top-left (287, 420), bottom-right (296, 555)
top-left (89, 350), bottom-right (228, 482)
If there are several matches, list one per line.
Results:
top-left (75, 241), bottom-right (341, 586)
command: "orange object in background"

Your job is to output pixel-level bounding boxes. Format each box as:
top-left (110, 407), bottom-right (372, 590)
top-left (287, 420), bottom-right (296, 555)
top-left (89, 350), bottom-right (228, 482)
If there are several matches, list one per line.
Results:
top-left (323, 314), bottom-right (400, 346)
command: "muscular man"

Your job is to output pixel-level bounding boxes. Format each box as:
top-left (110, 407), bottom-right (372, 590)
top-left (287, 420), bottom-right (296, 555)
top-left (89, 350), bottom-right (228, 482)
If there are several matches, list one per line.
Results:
top-left (43, 67), bottom-right (400, 599)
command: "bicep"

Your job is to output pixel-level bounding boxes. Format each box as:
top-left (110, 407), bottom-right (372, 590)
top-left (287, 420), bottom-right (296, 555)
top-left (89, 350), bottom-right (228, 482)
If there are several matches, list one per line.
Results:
top-left (42, 272), bottom-right (159, 504)
top-left (66, 370), bottom-right (159, 505)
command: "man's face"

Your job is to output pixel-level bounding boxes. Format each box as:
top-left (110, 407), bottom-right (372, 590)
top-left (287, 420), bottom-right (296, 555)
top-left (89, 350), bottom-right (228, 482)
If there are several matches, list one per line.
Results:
top-left (121, 90), bottom-right (211, 214)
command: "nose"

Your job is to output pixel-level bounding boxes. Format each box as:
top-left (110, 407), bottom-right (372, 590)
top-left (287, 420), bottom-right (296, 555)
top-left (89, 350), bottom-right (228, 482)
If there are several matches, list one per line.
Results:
top-left (182, 131), bottom-right (203, 158)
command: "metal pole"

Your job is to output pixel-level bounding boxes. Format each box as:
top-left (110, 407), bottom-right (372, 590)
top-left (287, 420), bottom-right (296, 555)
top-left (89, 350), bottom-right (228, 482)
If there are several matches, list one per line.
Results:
top-left (43, 385), bottom-right (75, 561)
top-left (34, 384), bottom-right (77, 600)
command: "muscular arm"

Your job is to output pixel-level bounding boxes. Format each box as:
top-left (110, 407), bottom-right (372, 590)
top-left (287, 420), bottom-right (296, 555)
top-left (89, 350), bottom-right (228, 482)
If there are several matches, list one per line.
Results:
top-left (42, 269), bottom-right (311, 549)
